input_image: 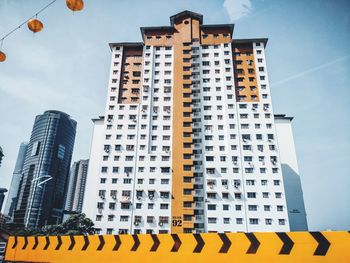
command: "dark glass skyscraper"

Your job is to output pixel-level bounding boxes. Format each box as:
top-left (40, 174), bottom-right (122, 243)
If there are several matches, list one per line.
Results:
top-left (4, 142), bottom-right (28, 220)
top-left (13, 111), bottom-right (76, 228)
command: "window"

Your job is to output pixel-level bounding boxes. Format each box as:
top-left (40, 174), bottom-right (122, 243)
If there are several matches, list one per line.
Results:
top-left (248, 205), bottom-right (257, 211)
top-left (160, 204), bottom-right (169, 210)
top-left (246, 179), bottom-right (255, 185)
top-left (208, 204), bottom-right (216, 210)
top-left (247, 192), bottom-right (256, 198)
top-left (249, 218), bottom-right (259, 225)
top-left (223, 218), bottom-right (230, 224)
top-left (265, 218), bottom-right (272, 225)
top-left (279, 219), bottom-right (286, 225)
top-left (208, 217), bottom-right (217, 224)
top-left (275, 192), bottom-right (282, 198)
top-left (235, 205), bottom-right (241, 211)
top-left (274, 180), bottom-right (280, 186)
top-left (236, 218), bottom-right (243, 224)
top-left (277, 205), bottom-right (284, 211)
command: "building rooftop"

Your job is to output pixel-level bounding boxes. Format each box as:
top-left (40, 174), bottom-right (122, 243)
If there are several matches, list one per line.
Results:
top-left (274, 114), bottom-right (294, 121)
top-left (170, 10), bottom-right (203, 25)
top-left (109, 42), bottom-right (144, 51)
top-left (233, 38), bottom-right (269, 47)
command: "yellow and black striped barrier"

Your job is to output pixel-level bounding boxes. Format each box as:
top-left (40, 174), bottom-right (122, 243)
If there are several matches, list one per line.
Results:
top-left (4, 231), bottom-right (350, 262)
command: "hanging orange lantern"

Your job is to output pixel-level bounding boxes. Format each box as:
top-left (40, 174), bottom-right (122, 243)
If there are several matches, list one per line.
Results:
top-left (27, 18), bottom-right (44, 33)
top-left (0, 51), bottom-right (6, 62)
top-left (66, 0), bottom-right (84, 11)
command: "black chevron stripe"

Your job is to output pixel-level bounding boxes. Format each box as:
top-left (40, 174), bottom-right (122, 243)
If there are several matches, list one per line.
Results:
top-left (218, 233), bottom-right (231, 253)
top-left (131, 235), bottom-right (140, 251)
top-left (43, 236), bottom-right (50, 250)
top-left (245, 233), bottom-right (260, 254)
top-left (82, 235), bottom-right (90, 251)
top-left (310, 232), bottom-right (330, 256)
top-left (150, 234), bottom-right (160, 252)
top-left (55, 236), bottom-right (62, 250)
top-left (97, 235), bottom-right (105, 250)
top-left (113, 235), bottom-right (121, 251)
top-left (193, 234), bottom-right (205, 253)
top-left (171, 234), bottom-right (181, 252)
top-left (276, 232), bottom-right (294, 255)
top-left (12, 236), bottom-right (18, 249)
top-left (68, 235), bottom-right (75, 250)
top-left (22, 236), bottom-right (28, 250)
top-left (32, 236), bottom-right (39, 250)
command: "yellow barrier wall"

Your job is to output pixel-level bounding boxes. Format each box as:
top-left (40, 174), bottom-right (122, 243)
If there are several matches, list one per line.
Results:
top-left (4, 231), bottom-right (350, 262)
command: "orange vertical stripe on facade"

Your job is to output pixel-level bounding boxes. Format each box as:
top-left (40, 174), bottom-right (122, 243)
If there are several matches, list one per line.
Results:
top-left (118, 47), bottom-right (143, 104)
top-left (170, 15), bottom-right (197, 233)
top-left (233, 43), bottom-right (260, 102)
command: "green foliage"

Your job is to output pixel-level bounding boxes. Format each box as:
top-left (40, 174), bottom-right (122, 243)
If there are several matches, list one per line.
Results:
top-left (10, 213), bottom-right (95, 236)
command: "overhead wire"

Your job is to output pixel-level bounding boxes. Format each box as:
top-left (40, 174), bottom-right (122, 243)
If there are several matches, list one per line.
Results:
top-left (0, 0), bottom-right (58, 42)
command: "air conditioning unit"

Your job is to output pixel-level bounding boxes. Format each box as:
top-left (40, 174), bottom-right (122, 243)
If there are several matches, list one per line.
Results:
top-left (134, 221), bottom-right (140, 226)
top-left (158, 222), bottom-right (163, 227)
top-left (149, 195), bottom-right (154, 200)
top-left (137, 196), bottom-right (142, 200)
top-left (224, 185), bottom-right (228, 189)
top-left (209, 185), bottom-right (214, 189)
top-left (111, 195), bottom-right (117, 200)
top-left (100, 195), bottom-right (105, 200)
top-left (132, 119), bottom-right (137, 123)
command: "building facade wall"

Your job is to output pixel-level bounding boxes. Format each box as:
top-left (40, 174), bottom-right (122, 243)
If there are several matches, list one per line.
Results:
top-left (275, 115), bottom-right (308, 231)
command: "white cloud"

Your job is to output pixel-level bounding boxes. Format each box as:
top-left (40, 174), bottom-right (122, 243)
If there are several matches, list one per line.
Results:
top-left (224, 0), bottom-right (253, 21)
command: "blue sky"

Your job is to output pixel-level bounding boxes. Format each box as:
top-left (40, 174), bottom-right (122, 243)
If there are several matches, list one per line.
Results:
top-left (0, 0), bottom-right (349, 230)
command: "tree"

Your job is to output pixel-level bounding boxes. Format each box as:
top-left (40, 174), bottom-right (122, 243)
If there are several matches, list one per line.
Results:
top-left (61, 213), bottom-right (95, 235)
top-left (9, 213), bottom-right (95, 236)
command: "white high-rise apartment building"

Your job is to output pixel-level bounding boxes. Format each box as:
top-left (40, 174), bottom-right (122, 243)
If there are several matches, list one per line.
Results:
top-left (83, 11), bottom-right (307, 234)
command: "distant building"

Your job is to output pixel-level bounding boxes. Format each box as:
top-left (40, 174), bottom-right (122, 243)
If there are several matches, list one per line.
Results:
top-left (65, 159), bottom-right (89, 213)
top-left (4, 143), bottom-right (28, 220)
top-left (13, 110), bottom-right (76, 228)
top-left (0, 189), bottom-right (7, 212)
top-left (274, 114), bottom-right (308, 231)
top-left (0, 146), bottom-right (4, 167)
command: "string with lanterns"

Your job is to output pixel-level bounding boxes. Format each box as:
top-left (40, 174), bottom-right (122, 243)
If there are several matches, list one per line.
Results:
top-left (0, 0), bottom-right (84, 63)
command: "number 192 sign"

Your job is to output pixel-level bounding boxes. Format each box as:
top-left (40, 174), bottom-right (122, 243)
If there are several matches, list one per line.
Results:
top-left (172, 216), bottom-right (182, 227)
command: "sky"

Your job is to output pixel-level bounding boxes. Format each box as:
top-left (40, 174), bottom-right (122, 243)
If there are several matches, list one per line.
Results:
top-left (0, 0), bottom-right (349, 231)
